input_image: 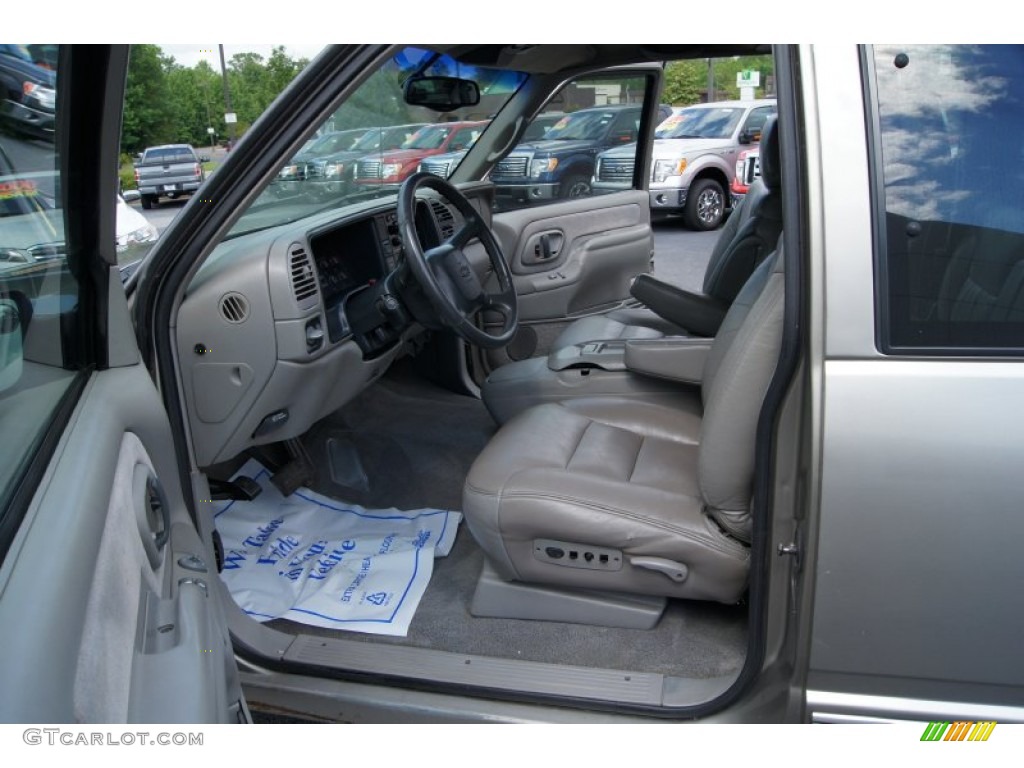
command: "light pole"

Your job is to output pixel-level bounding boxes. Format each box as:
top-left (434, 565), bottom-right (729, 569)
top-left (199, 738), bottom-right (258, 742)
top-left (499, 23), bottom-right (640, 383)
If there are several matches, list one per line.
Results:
top-left (219, 44), bottom-right (235, 144)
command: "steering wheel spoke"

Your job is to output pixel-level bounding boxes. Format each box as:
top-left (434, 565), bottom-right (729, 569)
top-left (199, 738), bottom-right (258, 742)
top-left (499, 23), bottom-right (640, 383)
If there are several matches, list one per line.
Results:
top-left (397, 173), bottom-right (519, 349)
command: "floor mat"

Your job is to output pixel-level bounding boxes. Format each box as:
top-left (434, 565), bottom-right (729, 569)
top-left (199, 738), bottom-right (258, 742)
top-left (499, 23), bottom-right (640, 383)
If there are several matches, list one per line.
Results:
top-left (214, 459), bottom-right (462, 636)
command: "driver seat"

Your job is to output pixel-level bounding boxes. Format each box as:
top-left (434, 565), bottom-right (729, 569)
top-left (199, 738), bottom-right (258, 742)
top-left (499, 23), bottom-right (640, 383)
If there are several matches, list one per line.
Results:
top-left (462, 239), bottom-right (785, 615)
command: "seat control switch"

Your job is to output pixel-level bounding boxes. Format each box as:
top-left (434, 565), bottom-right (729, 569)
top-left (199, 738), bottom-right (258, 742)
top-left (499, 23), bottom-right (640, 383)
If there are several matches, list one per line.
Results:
top-left (534, 539), bottom-right (622, 571)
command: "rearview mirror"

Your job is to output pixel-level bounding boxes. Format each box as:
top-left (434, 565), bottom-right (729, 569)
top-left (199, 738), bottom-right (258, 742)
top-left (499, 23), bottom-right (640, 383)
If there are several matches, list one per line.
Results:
top-left (404, 76), bottom-right (480, 112)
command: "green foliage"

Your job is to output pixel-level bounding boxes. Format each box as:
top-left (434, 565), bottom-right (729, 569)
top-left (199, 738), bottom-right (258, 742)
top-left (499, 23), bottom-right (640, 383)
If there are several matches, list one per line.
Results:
top-left (662, 55), bottom-right (775, 106)
top-left (330, 69), bottom-right (414, 131)
top-left (121, 45), bottom-right (176, 153)
top-left (120, 45), bottom-right (309, 155)
top-left (663, 60), bottom-right (705, 106)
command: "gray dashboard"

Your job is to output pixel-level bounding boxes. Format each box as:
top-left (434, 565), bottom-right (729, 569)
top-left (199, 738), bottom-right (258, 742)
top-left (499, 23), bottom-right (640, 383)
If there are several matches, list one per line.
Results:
top-left (175, 194), bottom-right (469, 468)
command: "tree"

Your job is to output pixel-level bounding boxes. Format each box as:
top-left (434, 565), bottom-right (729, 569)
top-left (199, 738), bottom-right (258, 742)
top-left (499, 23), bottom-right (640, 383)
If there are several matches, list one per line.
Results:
top-left (662, 60), bottom-right (705, 106)
top-left (120, 45), bottom-right (315, 153)
top-left (121, 45), bottom-right (176, 153)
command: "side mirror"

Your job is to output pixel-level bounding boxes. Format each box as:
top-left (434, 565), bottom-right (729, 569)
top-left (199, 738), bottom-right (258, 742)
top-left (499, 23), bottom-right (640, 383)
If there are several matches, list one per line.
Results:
top-left (404, 76), bottom-right (480, 112)
top-left (738, 128), bottom-right (762, 145)
top-left (0, 294), bottom-right (29, 393)
top-left (122, 189), bottom-right (141, 202)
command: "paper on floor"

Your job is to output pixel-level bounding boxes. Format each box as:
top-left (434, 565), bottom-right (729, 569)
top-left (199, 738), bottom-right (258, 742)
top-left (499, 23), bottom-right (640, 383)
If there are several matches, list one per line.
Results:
top-left (213, 459), bottom-right (461, 636)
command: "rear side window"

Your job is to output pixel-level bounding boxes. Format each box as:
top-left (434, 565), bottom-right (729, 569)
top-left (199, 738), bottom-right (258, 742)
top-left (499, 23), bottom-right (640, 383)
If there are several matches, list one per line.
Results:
top-left (871, 45), bottom-right (1024, 352)
top-left (145, 148), bottom-right (194, 163)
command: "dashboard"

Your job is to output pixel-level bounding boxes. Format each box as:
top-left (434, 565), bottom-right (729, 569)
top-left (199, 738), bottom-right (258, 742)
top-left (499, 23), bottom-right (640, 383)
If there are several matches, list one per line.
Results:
top-left (175, 194), bottom-right (475, 468)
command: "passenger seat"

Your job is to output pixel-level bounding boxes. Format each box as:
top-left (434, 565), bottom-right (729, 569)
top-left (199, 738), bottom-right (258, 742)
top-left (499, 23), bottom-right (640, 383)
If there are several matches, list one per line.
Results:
top-left (551, 115), bottom-right (782, 350)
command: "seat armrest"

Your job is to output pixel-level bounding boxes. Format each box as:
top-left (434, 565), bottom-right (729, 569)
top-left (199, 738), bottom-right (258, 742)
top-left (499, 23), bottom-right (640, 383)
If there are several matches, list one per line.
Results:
top-left (624, 338), bottom-right (712, 385)
top-left (630, 274), bottom-right (729, 337)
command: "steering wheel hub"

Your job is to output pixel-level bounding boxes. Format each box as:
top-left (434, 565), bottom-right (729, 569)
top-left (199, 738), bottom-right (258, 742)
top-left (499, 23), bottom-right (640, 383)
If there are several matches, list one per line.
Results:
top-left (397, 173), bottom-right (518, 349)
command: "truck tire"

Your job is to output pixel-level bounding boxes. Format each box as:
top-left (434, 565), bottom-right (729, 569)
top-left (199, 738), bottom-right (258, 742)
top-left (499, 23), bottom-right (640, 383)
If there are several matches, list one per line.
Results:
top-left (141, 194), bottom-right (156, 210)
top-left (683, 178), bottom-right (725, 231)
top-left (560, 174), bottom-right (592, 200)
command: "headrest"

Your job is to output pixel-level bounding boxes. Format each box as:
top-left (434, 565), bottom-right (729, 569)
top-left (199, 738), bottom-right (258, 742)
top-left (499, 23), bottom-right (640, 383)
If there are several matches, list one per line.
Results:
top-left (759, 116), bottom-right (780, 191)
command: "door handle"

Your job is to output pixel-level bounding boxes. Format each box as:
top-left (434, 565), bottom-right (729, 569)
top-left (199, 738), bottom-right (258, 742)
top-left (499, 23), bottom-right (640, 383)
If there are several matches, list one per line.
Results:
top-left (133, 464), bottom-right (171, 568)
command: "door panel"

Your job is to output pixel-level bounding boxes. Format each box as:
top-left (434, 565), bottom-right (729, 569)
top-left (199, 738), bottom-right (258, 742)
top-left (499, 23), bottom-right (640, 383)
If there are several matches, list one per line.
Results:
top-left (0, 44), bottom-right (240, 723)
top-left (0, 364), bottom-right (245, 721)
top-left (491, 190), bottom-right (653, 323)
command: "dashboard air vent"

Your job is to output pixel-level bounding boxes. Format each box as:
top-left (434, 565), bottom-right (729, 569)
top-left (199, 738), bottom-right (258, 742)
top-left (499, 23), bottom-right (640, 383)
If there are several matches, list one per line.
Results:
top-left (289, 244), bottom-right (319, 309)
top-left (219, 292), bottom-right (250, 323)
top-left (429, 200), bottom-right (456, 241)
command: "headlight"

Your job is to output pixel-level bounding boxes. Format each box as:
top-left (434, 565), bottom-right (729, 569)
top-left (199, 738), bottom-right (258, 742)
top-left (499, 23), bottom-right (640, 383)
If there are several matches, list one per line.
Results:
top-left (653, 158), bottom-right (687, 183)
top-left (381, 162), bottom-right (405, 178)
top-left (324, 162), bottom-right (345, 178)
top-left (117, 224), bottom-right (159, 252)
top-left (530, 157), bottom-right (558, 177)
top-left (278, 164), bottom-right (300, 179)
top-left (23, 82), bottom-right (55, 110)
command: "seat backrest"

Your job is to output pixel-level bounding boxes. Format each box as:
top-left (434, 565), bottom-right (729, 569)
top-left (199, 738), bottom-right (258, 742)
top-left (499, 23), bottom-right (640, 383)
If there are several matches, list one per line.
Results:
top-left (698, 236), bottom-right (786, 540)
top-left (701, 115), bottom-right (783, 304)
top-left (936, 221), bottom-right (1024, 322)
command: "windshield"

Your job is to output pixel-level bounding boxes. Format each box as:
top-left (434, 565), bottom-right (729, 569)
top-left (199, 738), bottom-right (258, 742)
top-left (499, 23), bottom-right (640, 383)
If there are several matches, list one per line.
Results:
top-left (227, 47), bottom-right (526, 239)
top-left (401, 125), bottom-right (454, 150)
top-left (543, 111), bottom-right (619, 141)
top-left (305, 130), bottom-right (364, 155)
top-left (661, 107), bottom-right (744, 139)
top-left (351, 125), bottom-right (422, 153)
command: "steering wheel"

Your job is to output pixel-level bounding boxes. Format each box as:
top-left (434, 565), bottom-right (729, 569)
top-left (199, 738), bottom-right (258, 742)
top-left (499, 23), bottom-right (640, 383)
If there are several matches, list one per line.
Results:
top-left (397, 172), bottom-right (518, 349)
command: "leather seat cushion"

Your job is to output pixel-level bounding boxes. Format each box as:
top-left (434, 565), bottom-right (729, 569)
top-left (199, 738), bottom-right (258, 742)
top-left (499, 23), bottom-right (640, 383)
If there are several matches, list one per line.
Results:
top-left (462, 396), bottom-right (750, 602)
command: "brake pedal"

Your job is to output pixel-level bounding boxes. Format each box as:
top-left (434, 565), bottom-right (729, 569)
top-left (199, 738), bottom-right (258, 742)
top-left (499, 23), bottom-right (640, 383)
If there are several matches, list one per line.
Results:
top-left (270, 438), bottom-right (316, 497)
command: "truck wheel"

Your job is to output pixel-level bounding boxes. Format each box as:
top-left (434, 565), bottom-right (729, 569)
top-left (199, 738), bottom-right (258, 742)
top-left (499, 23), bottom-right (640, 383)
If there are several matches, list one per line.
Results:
top-left (683, 178), bottom-right (725, 231)
top-left (141, 194), bottom-right (156, 210)
top-left (560, 174), bottom-right (592, 199)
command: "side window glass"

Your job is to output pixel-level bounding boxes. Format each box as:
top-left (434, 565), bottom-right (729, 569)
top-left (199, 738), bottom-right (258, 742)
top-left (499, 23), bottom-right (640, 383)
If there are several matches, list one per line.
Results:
top-left (0, 44), bottom-right (81, 510)
top-left (873, 45), bottom-right (1024, 351)
top-left (742, 106), bottom-right (774, 139)
top-left (492, 73), bottom-right (651, 212)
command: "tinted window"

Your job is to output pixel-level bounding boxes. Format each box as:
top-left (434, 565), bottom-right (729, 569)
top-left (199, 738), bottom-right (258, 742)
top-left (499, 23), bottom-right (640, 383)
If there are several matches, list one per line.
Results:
top-left (873, 45), bottom-right (1024, 351)
top-left (144, 147), bottom-right (195, 163)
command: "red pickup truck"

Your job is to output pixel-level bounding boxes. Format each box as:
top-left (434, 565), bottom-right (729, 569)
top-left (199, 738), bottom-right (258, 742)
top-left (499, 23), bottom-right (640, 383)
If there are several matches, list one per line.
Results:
top-left (352, 120), bottom-right (488, 191)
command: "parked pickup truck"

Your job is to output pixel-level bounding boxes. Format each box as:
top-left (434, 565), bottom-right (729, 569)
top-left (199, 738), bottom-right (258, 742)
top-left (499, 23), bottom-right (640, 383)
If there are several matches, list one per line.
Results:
top-left (593, 98), bottom-right (776, 230)
top-left (133, 144), bottom-right (206, 209)
top-left (0, 44), bottom-right (56, 141)
top-left (490, 104), bottom-right (666, 205)
top-left (731, 146), bottom-right (760, 207)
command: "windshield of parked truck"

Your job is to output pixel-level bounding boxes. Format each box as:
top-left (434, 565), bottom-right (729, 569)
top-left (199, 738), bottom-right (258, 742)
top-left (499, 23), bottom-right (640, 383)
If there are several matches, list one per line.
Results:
top-left (544, 110), bottom-right (620, 141)
top-left (401, 125), bottom-right (456, 150)
top-left (305, 130), bottom-right (364, 155)
top-left (661, 107), bottom-right (743, 140)
top-left (352, 125), bottom-right (423, 152)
